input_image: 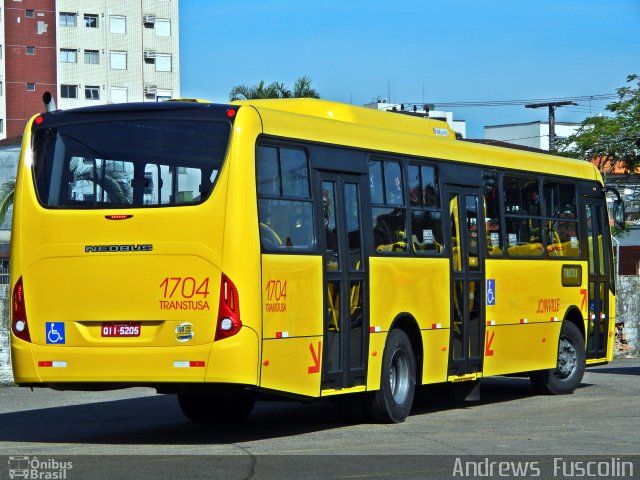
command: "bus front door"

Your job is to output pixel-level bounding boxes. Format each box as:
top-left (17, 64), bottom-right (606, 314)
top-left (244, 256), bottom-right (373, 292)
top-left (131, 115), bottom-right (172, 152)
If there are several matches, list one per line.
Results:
top-left (446, 186), bottom-right (486, 377)
top-left (319, 173), bottom-right (368, 390)
top-left (584, 198), bottom-right (611, 360)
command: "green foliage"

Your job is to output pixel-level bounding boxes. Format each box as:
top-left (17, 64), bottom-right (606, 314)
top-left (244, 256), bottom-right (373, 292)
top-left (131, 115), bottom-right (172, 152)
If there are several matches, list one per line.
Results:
top-left (558, 74), bottom-right (640, 173)
top-left (229, 76), bottom-right (320, 101)
top-left (69, 158), bottom-right (133, 205)
top-left (0, 160), bottom-right (133, 227)
top-left (0, 180), bottom-right (15, 228)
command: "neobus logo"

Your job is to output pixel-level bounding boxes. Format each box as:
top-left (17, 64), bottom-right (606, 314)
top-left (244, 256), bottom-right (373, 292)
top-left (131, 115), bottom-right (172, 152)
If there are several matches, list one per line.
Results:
top-left (84, 244), bottom-right (153, 253)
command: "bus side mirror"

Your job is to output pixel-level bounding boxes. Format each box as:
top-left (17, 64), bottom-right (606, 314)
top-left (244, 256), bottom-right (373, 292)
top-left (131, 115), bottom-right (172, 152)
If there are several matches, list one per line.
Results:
top-left (613, 199), bottom-right (626, 229)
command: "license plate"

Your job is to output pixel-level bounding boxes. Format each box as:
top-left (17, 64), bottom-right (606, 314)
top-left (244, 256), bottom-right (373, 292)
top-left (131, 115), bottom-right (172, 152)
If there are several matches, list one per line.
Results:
top-left (101, 322), bottom-right (141, 337)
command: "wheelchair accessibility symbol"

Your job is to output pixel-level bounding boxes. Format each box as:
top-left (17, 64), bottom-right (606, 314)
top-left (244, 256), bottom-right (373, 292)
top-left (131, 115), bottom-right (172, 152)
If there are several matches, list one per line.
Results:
top-left (46, 322), bottom-right (65, 344)
top-left (486, 279), bottom-right (496, 306)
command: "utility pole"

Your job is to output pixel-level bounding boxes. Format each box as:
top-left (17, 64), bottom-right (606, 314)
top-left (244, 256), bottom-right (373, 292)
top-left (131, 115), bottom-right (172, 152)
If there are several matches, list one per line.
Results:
top-left (525, 101), bottom-right (577, 151)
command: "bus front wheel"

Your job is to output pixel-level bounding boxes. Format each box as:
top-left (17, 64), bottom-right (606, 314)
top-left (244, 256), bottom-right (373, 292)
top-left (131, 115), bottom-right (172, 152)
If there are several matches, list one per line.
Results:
top-left (177, 391), bottom-right (255, 423)
top-left (366, 329), bottom-right (416, 423)
top-left (530, 321), bottom-right (586, 395)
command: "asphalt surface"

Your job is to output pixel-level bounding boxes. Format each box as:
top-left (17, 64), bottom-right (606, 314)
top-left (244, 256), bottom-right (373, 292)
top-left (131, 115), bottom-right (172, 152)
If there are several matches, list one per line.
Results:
top-left (0, 359), bottom-right (638, 479)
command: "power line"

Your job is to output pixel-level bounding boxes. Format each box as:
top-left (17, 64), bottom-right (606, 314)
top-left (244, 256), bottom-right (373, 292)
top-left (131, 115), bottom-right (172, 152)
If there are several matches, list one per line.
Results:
top-left (399, 94), bottom-right (619, 109)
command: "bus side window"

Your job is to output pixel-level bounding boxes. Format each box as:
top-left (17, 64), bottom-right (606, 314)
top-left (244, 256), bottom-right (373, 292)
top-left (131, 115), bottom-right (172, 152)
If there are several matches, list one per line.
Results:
top-left (409, 164), bottom-right (443, 254)
top-left (256, 145), bottom-right (315, 251)
top-left (504, 175), bottom-right (543, 257)
top-left (482, 171), bottom-right (502, 256)
top-left (369, 159), bottom-right (407, 253)
top-left (543, 181), bottom-right (580, 257)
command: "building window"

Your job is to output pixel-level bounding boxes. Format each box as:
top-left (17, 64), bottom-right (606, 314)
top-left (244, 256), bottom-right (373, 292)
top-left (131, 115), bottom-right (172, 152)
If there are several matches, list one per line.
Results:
top-left (25, 9), bottom-right (34, 17)
top-left (84, 49), bottom-right (99, 64)
top-left (156, 89), bottom-right (172, 102)
top-left (0, 120), bottom-right (3, 133)
top-left (26, 46), bottom-right (35, 55)
top-left (110, 51), bottom-right (127, 70)
top-left (61, 84), bottom-right (78, 98)
top-left (109, 15), bottom-right (126, 34)
top-left (84, 14), bottom-right (98, 28)
top-left (26, 83), bottom-right (36, 91)
top-left (59, 12), bottom-right (76, 27)
top-left (110, 87), bottom-right (127, 104)
top-left (155, 54), bottom-right (171, 72)
top-left (155, 19), bottom-right (170, 37)
top-left (85, 86), bottom-right (100, 100)
top-left (60, 48), bottom-right (77, 63)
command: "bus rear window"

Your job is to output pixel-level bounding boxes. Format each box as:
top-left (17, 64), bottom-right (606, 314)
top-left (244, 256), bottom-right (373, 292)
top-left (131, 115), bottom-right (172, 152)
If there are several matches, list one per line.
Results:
top-left (31, 118), bottom-right (231, 208)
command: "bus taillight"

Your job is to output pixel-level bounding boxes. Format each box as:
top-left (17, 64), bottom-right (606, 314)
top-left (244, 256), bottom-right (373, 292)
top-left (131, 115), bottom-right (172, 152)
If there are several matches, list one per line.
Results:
top-left (215, 273), bottom-right (241, 341)
top-left (12, 277), bottom-right (31, 343)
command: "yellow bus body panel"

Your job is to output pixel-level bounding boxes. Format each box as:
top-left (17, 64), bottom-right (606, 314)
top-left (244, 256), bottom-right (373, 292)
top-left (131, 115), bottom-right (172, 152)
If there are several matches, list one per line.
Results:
top-left (259, 254), bottom-right (323, 396)
top-left (483, 259), bottom-right (586, 376)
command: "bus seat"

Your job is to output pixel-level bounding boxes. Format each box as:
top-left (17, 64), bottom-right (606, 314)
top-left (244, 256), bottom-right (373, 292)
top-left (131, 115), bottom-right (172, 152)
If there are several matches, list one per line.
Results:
top-left (507, 242), bottom-right (543, 256)
top-left (412, 234), bottom-right (442, 253)
top-left (259, 223), bottom-right (283, 249)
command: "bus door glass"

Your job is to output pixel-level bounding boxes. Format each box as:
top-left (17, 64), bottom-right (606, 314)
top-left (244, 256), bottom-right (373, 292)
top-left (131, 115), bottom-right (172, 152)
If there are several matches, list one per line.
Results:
top-left (319, 172), bottom-right (367, 390)
top-left (584, 199), bottom-right (610, 359)
top-left (446, 185), bottom-right (485, 376)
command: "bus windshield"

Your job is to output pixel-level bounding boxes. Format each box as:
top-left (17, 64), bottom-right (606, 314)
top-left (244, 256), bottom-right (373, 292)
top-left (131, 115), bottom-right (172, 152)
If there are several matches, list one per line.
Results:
top-left (31, 117), bottom-right (231, 208)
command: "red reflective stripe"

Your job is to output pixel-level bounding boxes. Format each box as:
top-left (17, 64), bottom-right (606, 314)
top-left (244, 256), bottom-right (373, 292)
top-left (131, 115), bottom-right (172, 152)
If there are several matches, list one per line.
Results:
top-left (189, 361), bottom-right (205, 368)
top-left (38, 361), bottom-right (53, 367)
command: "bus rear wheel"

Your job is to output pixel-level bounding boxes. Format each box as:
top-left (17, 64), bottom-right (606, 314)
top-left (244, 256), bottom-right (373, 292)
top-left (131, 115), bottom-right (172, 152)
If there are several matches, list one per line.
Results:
top-left (365, 329), bottom-right (416, 423)
top-left (530, 321), bottom-right (586, 395)
top-left (177, 391), bottom-right (255, 423)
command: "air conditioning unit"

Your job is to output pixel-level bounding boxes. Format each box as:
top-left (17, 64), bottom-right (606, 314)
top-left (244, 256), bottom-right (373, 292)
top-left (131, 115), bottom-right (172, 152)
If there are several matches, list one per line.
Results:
top-left (144, 85), bottom-right (158, 95)
top-left (143, 14), bottom-right (156, 24)
top-left (143, 50), bottom-right (157, 59)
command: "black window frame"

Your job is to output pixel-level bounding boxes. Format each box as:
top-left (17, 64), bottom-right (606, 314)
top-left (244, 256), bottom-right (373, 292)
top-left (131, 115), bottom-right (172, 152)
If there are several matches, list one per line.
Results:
top-left (256, 143), bottom-right (316, 253)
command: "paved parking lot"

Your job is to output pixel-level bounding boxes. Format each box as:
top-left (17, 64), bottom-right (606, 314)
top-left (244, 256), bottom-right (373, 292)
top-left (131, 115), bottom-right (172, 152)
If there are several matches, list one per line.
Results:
top-left (0, 359), bottom-right (638, 479)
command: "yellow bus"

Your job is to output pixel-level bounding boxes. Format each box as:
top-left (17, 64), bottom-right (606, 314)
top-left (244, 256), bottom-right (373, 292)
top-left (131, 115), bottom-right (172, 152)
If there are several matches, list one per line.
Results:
top-left (10, 98), bottom-right (625, 423)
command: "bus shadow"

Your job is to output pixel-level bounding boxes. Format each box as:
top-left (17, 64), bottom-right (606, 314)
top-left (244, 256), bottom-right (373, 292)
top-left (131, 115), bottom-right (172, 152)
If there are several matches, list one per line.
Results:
top-left (411, 376), bottom-right (592, 414)
top-left (0, 394), bottom-right (347, 445)
top-left (0, 377), bottom-right (593, 446)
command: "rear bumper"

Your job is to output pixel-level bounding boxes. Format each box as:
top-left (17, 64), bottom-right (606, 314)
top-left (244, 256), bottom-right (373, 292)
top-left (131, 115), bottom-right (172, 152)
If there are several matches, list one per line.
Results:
top-left (11, 327), bottom-right (259, 386)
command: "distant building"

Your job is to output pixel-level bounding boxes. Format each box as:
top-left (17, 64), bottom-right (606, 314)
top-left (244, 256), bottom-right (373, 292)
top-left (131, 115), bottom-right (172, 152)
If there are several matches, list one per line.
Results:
top-left (0, 0), bottom-right (181, 140)
top-left (484, 121), bottom-right (579, 151)
top-left (363, 101), bottom-right (467, 139)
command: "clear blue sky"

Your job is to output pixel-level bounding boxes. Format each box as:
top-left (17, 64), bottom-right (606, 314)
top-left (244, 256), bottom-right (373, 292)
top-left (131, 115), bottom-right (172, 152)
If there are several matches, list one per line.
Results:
top-left (180, 0), bottom-right (640, 138)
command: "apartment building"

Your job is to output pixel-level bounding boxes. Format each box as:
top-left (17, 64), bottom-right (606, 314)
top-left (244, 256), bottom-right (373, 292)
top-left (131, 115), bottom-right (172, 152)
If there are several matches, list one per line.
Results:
top-left (0, 0), bottom-right (180, 140)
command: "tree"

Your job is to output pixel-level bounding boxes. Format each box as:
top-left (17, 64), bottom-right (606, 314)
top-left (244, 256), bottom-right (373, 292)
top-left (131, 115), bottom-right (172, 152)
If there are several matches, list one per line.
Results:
top-left (291, 76), bottom-right (320, 99)
top-left (559, 74), bottom-right (640, 174)
top-left (559, 74), bottom-right (640, 226)
top-left (0, 161), bottom-right (132, 227)
top-left (229, 76), bottom-right (320, 101)
top-left (0, 180), bottom-right (15, 229)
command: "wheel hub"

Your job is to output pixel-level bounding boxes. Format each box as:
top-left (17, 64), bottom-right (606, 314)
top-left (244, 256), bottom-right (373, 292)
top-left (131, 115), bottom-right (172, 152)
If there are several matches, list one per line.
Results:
top-left (556, 337), bottom-right (577, 378)
top-left (390, 349), bottom-right (410, 404)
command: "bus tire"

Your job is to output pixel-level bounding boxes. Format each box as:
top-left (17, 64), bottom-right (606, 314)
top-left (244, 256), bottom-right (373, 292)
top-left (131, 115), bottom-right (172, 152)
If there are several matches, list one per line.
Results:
top-left (530, 321), bottom-right (586, 395)
top-left (365, 329), bottom-right (416, 423)
top-left (177, 391), bottom-right (255, 423)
